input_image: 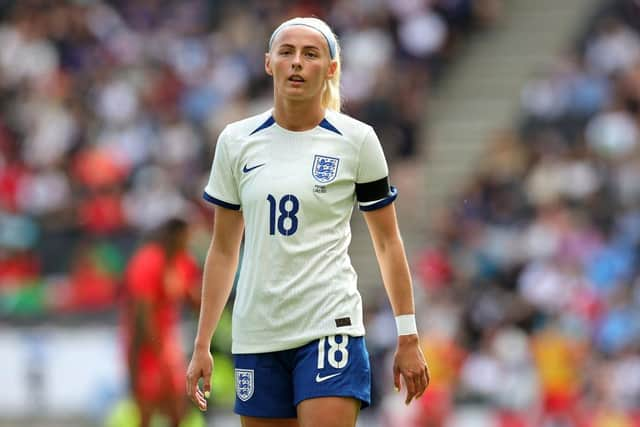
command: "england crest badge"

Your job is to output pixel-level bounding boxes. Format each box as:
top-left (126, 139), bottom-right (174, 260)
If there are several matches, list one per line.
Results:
top-left (312, 155), bottom-right (340, 183)
top-left (235, 369), bottom-right (254, 402)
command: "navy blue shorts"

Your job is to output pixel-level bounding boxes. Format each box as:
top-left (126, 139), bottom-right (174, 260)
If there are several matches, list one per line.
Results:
top-left (233, 335), bottom-right (371, 418)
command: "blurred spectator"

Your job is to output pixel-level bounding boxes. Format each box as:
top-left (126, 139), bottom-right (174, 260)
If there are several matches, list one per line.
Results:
top-left (531, 323), bottom-right (587, 424)
top-left (585, 108), bottom-right (638, 159)
top-left (585, 16), bottom-right (640, 76)
top-left (51, 239), bottom-right (125, 312)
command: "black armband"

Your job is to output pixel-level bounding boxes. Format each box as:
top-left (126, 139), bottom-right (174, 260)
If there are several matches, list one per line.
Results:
top-left (355, 176), bottom-right (390, 202)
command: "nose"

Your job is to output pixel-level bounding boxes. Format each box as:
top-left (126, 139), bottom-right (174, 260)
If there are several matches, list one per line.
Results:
top-left (291, 52), bottom-right (302, 69)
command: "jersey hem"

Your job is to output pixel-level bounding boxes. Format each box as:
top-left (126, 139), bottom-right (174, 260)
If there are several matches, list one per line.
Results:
top-left (231, 327), bottom-right (366, 354)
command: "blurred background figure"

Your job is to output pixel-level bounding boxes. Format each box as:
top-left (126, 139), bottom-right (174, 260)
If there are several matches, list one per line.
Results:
top-left (3, 0), bottom-right (640, 426)
top-left (122, 218), bottom-right (201, 427)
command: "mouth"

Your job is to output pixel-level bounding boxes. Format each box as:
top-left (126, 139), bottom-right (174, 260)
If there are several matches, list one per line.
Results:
top-left (288, 75), bottom-right (305, 83)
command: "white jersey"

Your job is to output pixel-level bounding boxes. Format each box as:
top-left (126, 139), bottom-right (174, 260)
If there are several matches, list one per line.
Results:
top-left (204, 109), bottom-right (397, 354)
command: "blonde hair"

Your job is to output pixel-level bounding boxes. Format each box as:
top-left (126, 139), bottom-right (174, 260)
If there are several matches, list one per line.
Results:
top-left (322, 41), bottom-right (342, 112)
top-left (269, 17), bottom-right (342, 112)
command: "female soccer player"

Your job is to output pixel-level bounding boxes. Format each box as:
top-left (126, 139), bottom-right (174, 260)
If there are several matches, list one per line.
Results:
top-left (186, 17), bottom-right (429, 426)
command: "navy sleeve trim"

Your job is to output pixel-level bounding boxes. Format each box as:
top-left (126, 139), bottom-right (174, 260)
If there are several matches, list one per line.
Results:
top-left (203, 192), bottom-right (241, 210)
top-left (355, 176), bottom-right (390, 202)
top-left (359, 186), bottom-right (398, 211)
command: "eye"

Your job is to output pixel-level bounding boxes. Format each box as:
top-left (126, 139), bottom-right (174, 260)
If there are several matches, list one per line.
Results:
top-left (305, 51), bottom-right (318, 58)
top-left (279, 49), bottom-right (293, 56)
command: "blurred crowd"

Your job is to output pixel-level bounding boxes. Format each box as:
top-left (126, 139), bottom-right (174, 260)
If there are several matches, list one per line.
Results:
top-left (367, 0), bottom-right (640, 425)
top-left (0, 0), bottom-right (499, 316)
top-left (15, 0), bottom-right (640, 426)
top-left (4, 0), bottom-right (640, 427)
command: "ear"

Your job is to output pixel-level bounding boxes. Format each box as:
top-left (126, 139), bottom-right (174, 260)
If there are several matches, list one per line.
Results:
top-left (326, 60), bottom-right (337, 80)
top-left (265, 53), bottom-right (273, 76)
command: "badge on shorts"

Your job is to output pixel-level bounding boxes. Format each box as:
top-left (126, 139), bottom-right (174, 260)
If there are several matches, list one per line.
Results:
top-left (235, 369), bottom-right (255, 402)
top-left (312, 155), bottom-right (340, 183)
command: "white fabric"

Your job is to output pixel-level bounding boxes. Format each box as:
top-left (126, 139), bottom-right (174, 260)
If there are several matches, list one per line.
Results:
top-left (205, 109), bottom-right (391, 353)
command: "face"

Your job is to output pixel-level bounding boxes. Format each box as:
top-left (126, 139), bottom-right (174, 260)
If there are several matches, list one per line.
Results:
top-left (265, 25), bottom-right (337, 104)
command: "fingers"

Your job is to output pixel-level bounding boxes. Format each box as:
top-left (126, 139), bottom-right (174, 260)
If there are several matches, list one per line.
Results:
top-left (185, 373), bottom-right (193, 402)
top-left (186, 352), bottom-right (214, 412)
top-left (186, 368), bottom-right (208, 411)
top-left (202, 368), bottom-right (212, 398)
top-left (185, 370), bottom-right (198, 407)
top-left (403, 371), bottom-right (418, 405)
top-left (395, 338), bottom-right (430, 405)
top-left (393, 364), bottom-right (401, 392)
top-left (415, 368), bottom-right (428, 400)
top-left (194, 387), bottom-right (208, 411)
top-left (401, 364), bottom-right (429, 405)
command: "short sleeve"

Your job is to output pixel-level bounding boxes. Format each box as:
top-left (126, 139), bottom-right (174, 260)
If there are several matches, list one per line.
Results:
top-left (356, 128), bottom-right (389, 184)
top-left (203, 128), bottom-right (241, 210)
top-left (355, 127), bottom-right (398, 211)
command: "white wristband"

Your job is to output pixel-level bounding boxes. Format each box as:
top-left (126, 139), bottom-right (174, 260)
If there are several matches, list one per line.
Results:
top-left (395, 314), bottom-right (418, 336)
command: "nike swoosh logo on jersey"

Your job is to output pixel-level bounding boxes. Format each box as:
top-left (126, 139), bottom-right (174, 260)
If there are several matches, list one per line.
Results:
top-left (242, 163), bottom-right (265, 173)
top-left (315, 372), bottom-right (341, 383)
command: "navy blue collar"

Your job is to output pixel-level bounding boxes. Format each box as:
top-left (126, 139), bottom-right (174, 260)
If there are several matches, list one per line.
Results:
top-left (250, 115), bottom-right (342, 136)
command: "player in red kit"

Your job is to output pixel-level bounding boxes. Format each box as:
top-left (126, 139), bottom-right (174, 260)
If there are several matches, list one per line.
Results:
top-left (123, 218), bottom-right (201, 427)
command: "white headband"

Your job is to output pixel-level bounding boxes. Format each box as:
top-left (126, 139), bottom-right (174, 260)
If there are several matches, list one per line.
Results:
top-left (268, 18), bottom-right (337, 59)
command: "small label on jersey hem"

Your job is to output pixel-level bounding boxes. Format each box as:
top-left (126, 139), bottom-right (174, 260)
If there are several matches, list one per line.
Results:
top-left (335, 317), bottom-right (352, 327)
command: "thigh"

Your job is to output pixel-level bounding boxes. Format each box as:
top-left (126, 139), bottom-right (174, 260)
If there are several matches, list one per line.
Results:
top-left (160, 391), bottom-right (186, 422)
top-left (241, 416), bottom-right (299, 427)
top-left (133, 351), bottom-right (164, 404)
top-left (297, 397), bottom-right (359, 427)
top-left (233, 352), bottom-right (298, 419)
top-left (293, 335), bottom-right (371, 410)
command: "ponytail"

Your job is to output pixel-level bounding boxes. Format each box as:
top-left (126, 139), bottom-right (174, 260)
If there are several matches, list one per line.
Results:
top-left (322, 40), bottom-right (342, 112)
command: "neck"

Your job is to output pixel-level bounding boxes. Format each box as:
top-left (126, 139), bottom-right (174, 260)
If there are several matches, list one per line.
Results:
top-left (273, 97), bottom-right (325, 131)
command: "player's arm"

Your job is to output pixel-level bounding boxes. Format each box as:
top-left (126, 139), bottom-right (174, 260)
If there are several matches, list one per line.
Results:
top-left (362, 203), bottom-right (430, 404)
top-left (194, 206), bottom-right (243, 350)
top-left (187, 206), bottom-right (244, 411)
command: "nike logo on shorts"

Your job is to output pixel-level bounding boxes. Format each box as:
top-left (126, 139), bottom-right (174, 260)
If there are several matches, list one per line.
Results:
top-left (315, 372), bottom-right (341, 383)
top-left (242, 163), bottom-right (265, 173)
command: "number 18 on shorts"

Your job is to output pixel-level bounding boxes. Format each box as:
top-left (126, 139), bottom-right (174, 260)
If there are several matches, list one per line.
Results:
top-left (232, 335), bottom-right (372, 418)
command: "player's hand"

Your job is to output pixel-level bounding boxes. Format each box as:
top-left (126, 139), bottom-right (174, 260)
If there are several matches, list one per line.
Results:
top-left (393, 334), bottom-right (430, 405)
top-left (186, 348), bottom-right (214, 411)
